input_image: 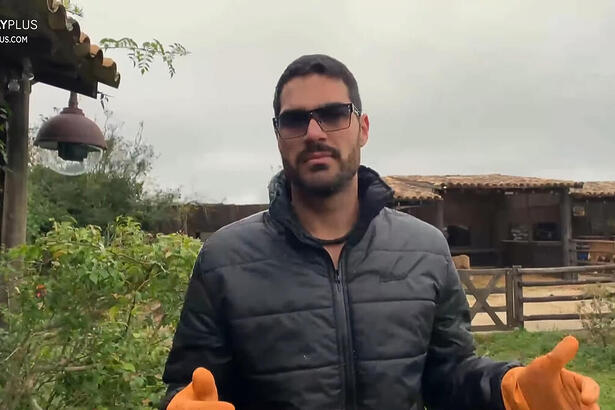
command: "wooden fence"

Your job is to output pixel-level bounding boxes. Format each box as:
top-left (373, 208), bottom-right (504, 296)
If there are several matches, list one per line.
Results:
top-left (457, 268), bottom-right (512, 332)
top-left (458, 264), bottom-right (615, 332)
top-left (514, 264), bottom-right (615, 325)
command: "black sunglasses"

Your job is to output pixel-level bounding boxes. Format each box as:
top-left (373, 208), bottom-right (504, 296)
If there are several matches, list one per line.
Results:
top-left (273, 102), bottom-right (361, 140)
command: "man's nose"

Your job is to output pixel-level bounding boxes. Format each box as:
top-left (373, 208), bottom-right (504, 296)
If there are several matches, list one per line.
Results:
top-left (304, 117), bottom-right (327, 141)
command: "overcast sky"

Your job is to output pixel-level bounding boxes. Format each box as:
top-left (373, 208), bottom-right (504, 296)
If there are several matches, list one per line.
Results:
top-left (28, 1), bottom-right (615, 204)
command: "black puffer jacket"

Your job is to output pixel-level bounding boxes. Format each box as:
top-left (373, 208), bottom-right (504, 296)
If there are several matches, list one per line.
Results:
top-left (161, 166), bottom-right (518, 410)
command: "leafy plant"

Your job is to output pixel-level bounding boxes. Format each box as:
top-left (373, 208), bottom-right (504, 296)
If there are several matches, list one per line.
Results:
top-left (578, 284), bottom-right (615, 347)
top-left (99, 38), bottom-right (190, 77)
top-left (61, 0), bottom-right (83, 17)
top-left (0, 218), bottom-right (201, 409)
top-left (61, 0), bottom-right (189, 77)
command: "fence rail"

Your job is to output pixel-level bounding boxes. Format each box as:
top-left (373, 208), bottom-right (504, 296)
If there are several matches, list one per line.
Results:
top-left (521, 278), bottom-right (615, 287)
top-left (515, 264), bottom-right (615, 326)
top-left (460, 264), bottom-right (615, 331)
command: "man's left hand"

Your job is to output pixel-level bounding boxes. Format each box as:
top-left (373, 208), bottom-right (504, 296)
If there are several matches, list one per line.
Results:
top-left (501, 335), bottom-right (600, 410)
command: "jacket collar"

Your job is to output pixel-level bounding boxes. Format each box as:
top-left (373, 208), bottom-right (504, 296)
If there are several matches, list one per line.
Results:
top-left (268, 165), bottom-right (394, 247)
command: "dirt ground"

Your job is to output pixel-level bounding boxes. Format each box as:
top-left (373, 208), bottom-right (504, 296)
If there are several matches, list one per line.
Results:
top-left (467, 274), bottom-right (615, 331)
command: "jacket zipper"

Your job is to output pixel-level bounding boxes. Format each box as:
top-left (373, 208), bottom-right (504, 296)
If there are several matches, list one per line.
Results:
top-left (326, 247), bottom-right (357, 410)
top-left (334, 268), bottom-right (342, 292)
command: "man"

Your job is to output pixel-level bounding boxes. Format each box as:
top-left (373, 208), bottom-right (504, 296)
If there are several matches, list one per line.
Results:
top-left (161, 55), bottom-right (600, 409)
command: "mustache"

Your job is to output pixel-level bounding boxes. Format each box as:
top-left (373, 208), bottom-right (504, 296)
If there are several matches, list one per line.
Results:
top-left (298, 142), bottom-right (341, 163)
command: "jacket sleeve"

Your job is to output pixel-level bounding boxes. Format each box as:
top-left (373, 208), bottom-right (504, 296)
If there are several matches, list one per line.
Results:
top-left (160, 244), bottom-right (237, 409)
top-left (421, 254), bottom-right (520, 410)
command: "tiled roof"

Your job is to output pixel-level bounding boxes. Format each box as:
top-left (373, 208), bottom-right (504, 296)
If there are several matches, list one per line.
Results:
top-left (0, 0), bottom-right (120, 97)
top-left (387, 174), bottom-right (582, 190)
top-left (384, 174), bottom-right (583, 202)
top-left (571, 182), bottom-right (615, 199)
top-left (382, 176), bottom-right (442, 202)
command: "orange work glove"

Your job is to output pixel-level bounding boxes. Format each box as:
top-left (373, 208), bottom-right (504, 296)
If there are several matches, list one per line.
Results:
top-left (501, 335), bottom-right (600, 410)
top-left (168, 367), bottom-right (235, 410)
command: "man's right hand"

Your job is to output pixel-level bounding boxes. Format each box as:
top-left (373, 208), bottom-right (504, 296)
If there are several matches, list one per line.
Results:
top-left (167, 367), bottom-right (235, 410)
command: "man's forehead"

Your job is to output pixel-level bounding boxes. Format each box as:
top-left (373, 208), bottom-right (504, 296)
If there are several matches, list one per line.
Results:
top-left (279, 74), bottom-right (350, 112)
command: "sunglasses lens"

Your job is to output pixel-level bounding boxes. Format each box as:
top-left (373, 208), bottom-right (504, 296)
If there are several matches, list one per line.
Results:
top-left (314, 104), bottom-right (351, 132)
top-left (278, 111), bottom-right (309, 139)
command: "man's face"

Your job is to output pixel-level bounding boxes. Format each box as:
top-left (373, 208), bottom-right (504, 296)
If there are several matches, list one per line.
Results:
top-left (276, 74), bottom-right (369, 197)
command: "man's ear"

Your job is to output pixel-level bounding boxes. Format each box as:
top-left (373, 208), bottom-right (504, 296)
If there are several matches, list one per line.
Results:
top-left (359, 114), bottom-right (369, 147)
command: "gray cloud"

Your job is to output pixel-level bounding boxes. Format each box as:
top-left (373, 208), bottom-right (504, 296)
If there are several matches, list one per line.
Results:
top-left (28, 0), bottom-right (615, 203)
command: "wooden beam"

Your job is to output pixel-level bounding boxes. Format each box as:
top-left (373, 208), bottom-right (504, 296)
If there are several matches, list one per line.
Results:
top-left (524, 313), bottom-right (582, 321)
top-left (0, 87), bottom-right (6, 322)
top-left (505, 270), bottom-right (516, 328)
top-left (0, 75), bottom-right (29, 326)
top-left (457, 268), bottom-right (510, 276)
top-left (0, 89), bottom-right (6, 245)
top-left (1, 75), bottom-right (30, 249)
top-left (521, 278), bottom-right (615, 287)
top-left (522, 293), bottom-right (615, 303)
top-left (522, 313), bottom-right (615, 321)
top-left (513, 266), bottom-right (524, 328)
top-left (435, 200), bottom-right (444, 231)
top-left (472, 324), bottom-right (512, 332)
top-left (560, 189), bottom-right (573, 274)
top-left (463, 287), bottom-right (507, 294)
top-left (517, 264), bottom-right (615, 275)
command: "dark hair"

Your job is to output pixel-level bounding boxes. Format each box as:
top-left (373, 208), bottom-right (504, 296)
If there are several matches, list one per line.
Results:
top-left (273, 54), bottom-right (362, 117)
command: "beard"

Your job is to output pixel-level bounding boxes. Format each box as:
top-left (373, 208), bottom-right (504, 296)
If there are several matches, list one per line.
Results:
top-left (282, 137), bottom-right (361, 198)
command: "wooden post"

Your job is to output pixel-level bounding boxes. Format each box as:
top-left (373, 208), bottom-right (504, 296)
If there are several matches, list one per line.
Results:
top-left (0, 75), bottom-right (30, 326)
top-left (0, 87), bottom-right (6, 323)
top-left (0, 90), bottom-right (6, 244)
top-left (1, 75), bottom-right (30, 249)
top-left (569, 239), bottom-right (576, 266)
top-left (512, 265), bottom-right (524, 328)
top-left (505, 268), bottom-right (515, 329)
top-left (560, 189), bottom-right (574, 279)
top-left (435, 199), bottom-right (444, 232)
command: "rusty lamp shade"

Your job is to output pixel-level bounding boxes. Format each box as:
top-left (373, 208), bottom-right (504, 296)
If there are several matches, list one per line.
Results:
top-left (35, 92), bottom-right (106, 176)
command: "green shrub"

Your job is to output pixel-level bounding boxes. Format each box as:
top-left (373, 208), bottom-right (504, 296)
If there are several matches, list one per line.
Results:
top-left (0, 217), bottom-right (201, 409)
top-left (578, 284), bottom-right (615, 348)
